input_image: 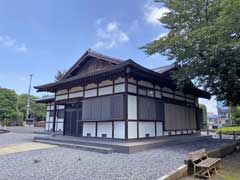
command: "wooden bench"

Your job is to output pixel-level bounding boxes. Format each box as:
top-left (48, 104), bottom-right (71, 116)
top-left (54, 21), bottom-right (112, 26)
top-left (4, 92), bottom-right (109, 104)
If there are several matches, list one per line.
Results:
top-left (188, 148), bottom-right (222, 179)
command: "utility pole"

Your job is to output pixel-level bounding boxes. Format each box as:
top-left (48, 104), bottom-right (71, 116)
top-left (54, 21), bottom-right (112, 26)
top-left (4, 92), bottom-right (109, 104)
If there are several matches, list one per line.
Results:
top-left (26, 74), bottom-right (33, 121)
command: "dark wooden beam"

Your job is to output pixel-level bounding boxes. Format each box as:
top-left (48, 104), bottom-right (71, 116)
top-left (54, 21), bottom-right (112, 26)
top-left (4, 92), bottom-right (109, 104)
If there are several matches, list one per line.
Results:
top-left (124, 76), bottom-right (128, 139)
top-left (52, 103), bottom-right (57, 135)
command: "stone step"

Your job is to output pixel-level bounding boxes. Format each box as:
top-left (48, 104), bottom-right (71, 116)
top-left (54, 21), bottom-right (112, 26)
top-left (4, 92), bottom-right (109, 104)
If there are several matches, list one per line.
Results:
top-left (34, 139), bottom-right (114, 154)
top-left (34, 136), bottom-right (119, 149)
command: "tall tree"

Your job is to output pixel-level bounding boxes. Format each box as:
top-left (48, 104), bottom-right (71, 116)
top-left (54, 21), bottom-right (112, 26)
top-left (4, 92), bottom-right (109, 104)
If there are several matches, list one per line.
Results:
top-left (230, 106), bottom-right (240, 124)
top-left (0, 88), bottom-right (23, 125)
top-left (54, 70), bottom-right (66, 81)
top-left (17, 94), bottom-right (46, 121)
top-left (142, 0), bottom-right (240, 105)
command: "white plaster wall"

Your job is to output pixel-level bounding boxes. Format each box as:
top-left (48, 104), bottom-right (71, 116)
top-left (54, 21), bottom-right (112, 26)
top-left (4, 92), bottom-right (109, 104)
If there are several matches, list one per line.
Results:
top-left (128, 95), bottom-right (137, 119)
top-left (49, 123), bottom-right (53, 131)
top-left (97, 122), bottom-right (112, 138)
top-left (128, 77), bottom-right (136, 84)
top-left (128, 121), bottom-right (137, 139)
top-left (49, 117), bottom-right (53, 123)
top-left (114, 121), bottom-right (125, 139)
top-left (98, 86), bottom-right (113, 96)
top-left (115, 77), bottom-right (125, 83)
top-left (85, 83), bottom-right (97, 89)
top-left (69, 86), bottom-right (83, 93)
top-left (56, 89), bottom-right (68, 95)
top-left (56, 94), bottom-right (68, 101)
top-left (57, 118), bottom-right (64, 123)
top-left (45, 122), bottom-right (49, 130)
top-left (155, 90), bottom-right (161, 98)
top-left (114, 84), bottom-right (125, 93)
top-left (99, 80), bottom-right (113, 87)
top-left (46, 111), bottom-right (50, 122)
top-left (47, 106), bottom-right (51, 110)
top-left (85, 89), bottom-right (97, 97)
top-left (83, 122), bottom-right (96, 137)
top-left (175, 95), bottom-right (185, 101)
top-left (128, 84), bottom-right (137, 93)
top-left (56, 123), bottom-right (63, 131)
top-left (69, 91), bottom-right (83, 99)
top-left (162, 92), bottom-right (174, 98)
top-left (57, 105), bottom-right (65, 109)
top-left (156, 122), bottom-right (163, 136)
top-left (138, 80), bottom-right (153, 88)
top-left (139, 122), bottom-right (155, 138)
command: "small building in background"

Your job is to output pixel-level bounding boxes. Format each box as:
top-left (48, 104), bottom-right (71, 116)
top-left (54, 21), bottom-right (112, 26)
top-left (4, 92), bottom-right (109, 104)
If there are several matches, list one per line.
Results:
top-left (217, 101), bottom-right (232, 127)
top-left (207, 101), bottom-right (232, 129)
top-left (207, 113), bottom-right (219, 129)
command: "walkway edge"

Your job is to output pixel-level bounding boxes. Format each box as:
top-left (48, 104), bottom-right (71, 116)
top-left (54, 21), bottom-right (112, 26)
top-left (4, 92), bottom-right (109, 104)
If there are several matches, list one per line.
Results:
top-left (157, 164), bottom-right (187, 180)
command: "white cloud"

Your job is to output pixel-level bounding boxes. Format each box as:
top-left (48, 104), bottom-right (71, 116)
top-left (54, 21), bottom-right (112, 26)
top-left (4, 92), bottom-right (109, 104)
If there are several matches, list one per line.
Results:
top-left (17, 43), bottom-right (28, 53)
top-left (0, 35), bottom-right (28, 53)
top-left (144, 2), bottom-right (170, 26)
top-left (153, 32), bottom-right (168, 40)
top-left (199, 97), bottom-right (217, 114)
top-left (93, 21), bottom-right (129, 49)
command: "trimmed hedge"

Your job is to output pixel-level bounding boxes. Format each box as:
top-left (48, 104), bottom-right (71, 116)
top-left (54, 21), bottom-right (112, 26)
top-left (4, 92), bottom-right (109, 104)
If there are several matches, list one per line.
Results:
top-left (215, 126), bottom-right (240, 135)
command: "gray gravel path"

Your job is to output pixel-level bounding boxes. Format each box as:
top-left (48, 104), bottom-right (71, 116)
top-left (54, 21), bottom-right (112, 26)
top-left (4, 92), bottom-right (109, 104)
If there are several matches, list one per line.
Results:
top-left (0, 132), bottom-right (234, 180)
top-left (0, 132), bottom-right (36, 146)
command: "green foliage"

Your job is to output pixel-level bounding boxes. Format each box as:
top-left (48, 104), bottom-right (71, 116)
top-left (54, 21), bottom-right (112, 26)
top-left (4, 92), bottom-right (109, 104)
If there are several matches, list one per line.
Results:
top-left (215, 126), bottom-right (240, 135)
top-left (142, 0), bottom-right (240, 105)
top-left (230, 106), bottom-right (240, 125)
top-left (0, 87), bottom-right (46, 126)
top-left (54, 70), bottom-right (66, 81)
top-left (0, 88), bottom-right (19, 125)
top-left (17, 94), bottom-right (47, 121)
top-left (199, 104), bottom-right (207, 128)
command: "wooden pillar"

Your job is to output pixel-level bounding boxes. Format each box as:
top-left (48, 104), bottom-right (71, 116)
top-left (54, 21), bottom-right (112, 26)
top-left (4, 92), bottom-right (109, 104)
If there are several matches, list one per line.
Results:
top-left (52, 103), bottom-right (57, 136)
top-left (124, 76), bottom-right (128, 140)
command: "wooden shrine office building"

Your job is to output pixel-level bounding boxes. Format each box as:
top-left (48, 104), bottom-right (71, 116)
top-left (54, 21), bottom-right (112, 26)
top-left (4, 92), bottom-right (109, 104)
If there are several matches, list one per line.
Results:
top-left (35, 49), bottom-right (210, 139)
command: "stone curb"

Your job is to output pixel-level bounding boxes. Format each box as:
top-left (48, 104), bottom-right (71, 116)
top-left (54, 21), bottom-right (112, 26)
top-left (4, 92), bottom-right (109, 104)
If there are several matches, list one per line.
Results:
top-left (157, 164), bottom-right (188, 180)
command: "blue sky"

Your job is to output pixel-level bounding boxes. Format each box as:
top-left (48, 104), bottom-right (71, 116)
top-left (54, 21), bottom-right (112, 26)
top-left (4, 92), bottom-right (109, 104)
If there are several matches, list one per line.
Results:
top-left (0, 0), bottom-right (217, 113)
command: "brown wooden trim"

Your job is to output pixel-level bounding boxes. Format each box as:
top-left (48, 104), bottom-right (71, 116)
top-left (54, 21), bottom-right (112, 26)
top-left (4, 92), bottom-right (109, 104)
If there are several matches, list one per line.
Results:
top-left (128, 119), bottom-right (162, 122)
top-left (68, 90), bottom-right (84, 94)
top-left (112, 79), bottom-right (115, 94)
top-left (83, 86), bottom-right (85, 97)
top-left (96, 83), bottom-right (99, 96)
top-left (63, 107), bottom-right (66, 136)
top-left (55, 92), bottom-right (69, 96)
top-left (124, 77), bottom-right (128, 139)
top-left (82, 120), bottom-right (123, 123)
top-left (95, 121), bottom-right (98, 137)
top-left (52, 96), bottom-right (57, 133)
top-left (112, 121), bottom-right (114, 138)
top-left (155, 121), bottom-right (157, 136)
top-left (136, 81), bottom-right (139, 139)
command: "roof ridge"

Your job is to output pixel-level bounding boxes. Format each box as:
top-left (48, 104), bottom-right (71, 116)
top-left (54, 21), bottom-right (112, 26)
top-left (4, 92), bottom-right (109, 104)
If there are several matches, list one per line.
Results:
top-left (87, 49), bottom-right (124, 64)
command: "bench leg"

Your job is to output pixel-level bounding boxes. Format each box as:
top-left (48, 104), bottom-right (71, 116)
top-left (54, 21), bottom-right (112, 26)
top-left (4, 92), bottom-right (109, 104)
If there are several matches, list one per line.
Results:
top-left (207, 169), bottom-right (212, 179)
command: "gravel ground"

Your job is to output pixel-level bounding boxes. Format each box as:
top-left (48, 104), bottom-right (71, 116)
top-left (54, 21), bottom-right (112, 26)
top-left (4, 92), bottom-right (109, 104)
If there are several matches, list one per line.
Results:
top-left (0, 133), bottom-right (234, 180)
top-left (0, 132), bottom-right (37, 146)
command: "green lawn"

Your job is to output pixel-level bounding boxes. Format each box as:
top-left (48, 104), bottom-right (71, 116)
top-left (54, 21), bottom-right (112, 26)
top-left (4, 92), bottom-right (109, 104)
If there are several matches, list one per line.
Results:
top-left (215, 126), bottom-right (240, 135)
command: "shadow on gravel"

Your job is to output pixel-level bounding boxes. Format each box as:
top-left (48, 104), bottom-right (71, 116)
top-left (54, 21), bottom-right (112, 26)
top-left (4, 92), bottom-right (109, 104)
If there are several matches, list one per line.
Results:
top-left (0, 129), bottom-right (10, 134)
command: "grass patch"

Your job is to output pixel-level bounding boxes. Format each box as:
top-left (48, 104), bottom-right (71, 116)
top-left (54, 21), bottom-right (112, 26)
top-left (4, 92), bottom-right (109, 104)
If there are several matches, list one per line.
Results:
top-left (216, 151), bottom-right (240, 180)
top-left (215, 126), bottom-right (240, 135)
